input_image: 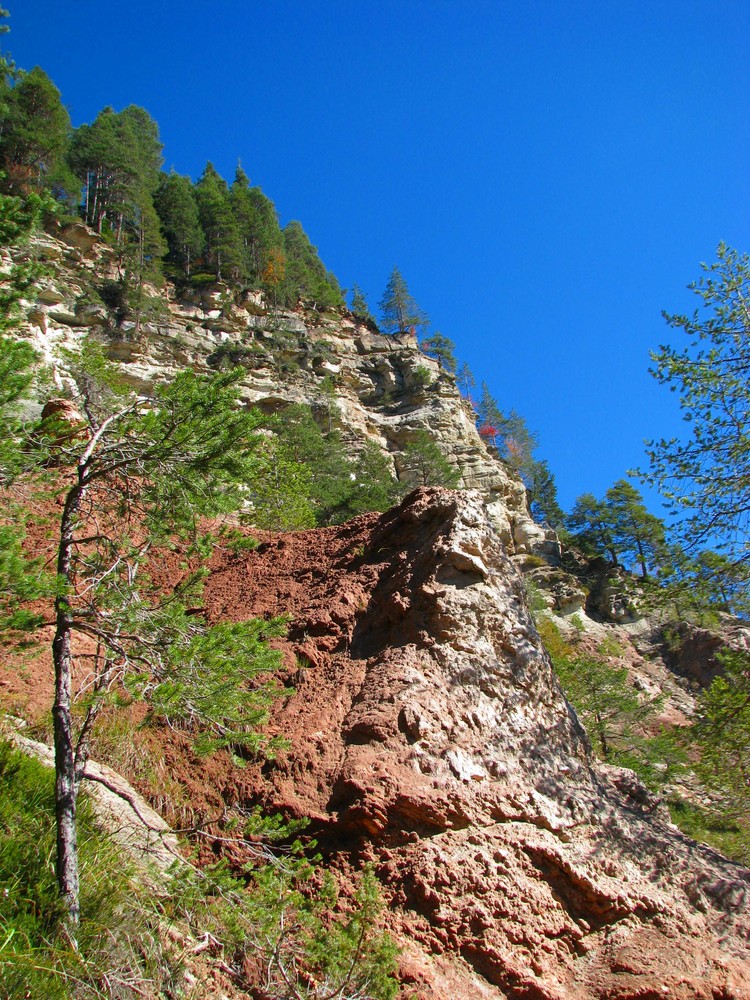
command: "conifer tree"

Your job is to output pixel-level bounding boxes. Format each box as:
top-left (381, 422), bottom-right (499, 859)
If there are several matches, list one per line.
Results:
top-left (282, 220), bottom-right (342, 309)
top-left (420, 331), bottom-right (457, 373)
top-left (690, 648), bottom-right (750, 860)
top-left (2, 344), bottom-right (280, 935)
top-left (476, 382), bottom-right (539, 479)
top-left (122, 192), bottom-right (166, 333)
top-left (194, 162), bottom-right (243, 281)
top-left (401, 430), bottom-right (460, 488)
top-left (154, 170), bottom-right (204, 277)
top-left (346, 441), bottom-right (402, 515)
top-left (567, 492), bottom-right (621, 565)
top-left (229, 165), bottom-right (284, 285)
top-left (604, 479), bottom-right (666, 579)
top-left (456, 361), bottom-right (476, 400)
top-left (476, 382), bottom-right (503, 448)
top-left (0, 66), bottom-right (75, 199)
top-left (567, 481), bottom-right (667, 578)
top-left (0, 182), bottom-right (55, 622)
top-left (350, 283), bottom-right (374, 323)
top-left (69, 105), bottom-right (162, 239)
top-left (379, 265), bottom-right (428, 334)
top-left (642, 244), bottom-right (750, 569)
top-left (526, 459), bottom-right (565, 528)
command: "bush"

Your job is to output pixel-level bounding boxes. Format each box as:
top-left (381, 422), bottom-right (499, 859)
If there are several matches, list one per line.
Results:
top-left (0, 739), bottom-right (401, 999)
top-left (536, 616), bottom-right (674, 786)
top-left (667, 795), bottom-right (750, 865)
top-left (0, 738), bottom-right (177, 999)
top-left (412, 365), bottom-right (432, 389)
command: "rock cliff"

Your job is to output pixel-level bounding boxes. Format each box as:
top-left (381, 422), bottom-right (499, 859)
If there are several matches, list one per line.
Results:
top-left (14, 224), bottom-right (555, 556)
top-left (181, 488), bottom-right (748, 999)
top-left (7, 227), bottom-right (750, 997)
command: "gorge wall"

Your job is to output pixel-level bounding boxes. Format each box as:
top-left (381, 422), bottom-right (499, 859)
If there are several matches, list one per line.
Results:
top-left (6, 225), bottom-right (750, 998)
top-left (175, 487), bottom-right (749, 999)
top-left (17, 222), bottom-right (555, 557)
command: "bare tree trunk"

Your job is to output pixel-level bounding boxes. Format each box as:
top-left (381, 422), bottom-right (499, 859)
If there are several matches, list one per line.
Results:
top-left (636, 536), bottom-right (649, 580)
top-left (52, 484), bottom-right (84, 936)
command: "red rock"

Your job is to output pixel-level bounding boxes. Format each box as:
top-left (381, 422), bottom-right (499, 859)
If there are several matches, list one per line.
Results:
top-left (196, 488), bottom-right (750, 998)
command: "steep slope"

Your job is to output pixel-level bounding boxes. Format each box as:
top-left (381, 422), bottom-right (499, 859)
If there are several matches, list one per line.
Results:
top-left (181, 487), bottom-right (749, 999)
top-left (7, 225), bottom-right (750, 997)
top-left (14, 223), bottom-right (554, 555)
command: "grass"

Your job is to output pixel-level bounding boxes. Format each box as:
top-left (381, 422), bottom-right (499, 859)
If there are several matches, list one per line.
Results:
top-left (668, 795), bottom-right (750, 866)
top-left (0, 735), bottom-right (401, 999)
top-left (0, 738), bottom-right (183, 999)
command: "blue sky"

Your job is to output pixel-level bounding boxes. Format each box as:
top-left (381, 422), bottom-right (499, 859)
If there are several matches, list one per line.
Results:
top-left (7, 1), bottom-right (750, 513)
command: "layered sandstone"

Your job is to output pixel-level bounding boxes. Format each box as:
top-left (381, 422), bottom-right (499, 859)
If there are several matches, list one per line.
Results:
top-left (13, 226), bottom-right (554, 554)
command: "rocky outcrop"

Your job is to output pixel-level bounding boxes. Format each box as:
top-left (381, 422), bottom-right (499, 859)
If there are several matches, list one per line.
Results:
top-left (14, 227), bottom-right (544, 551)
top-left (189, 488), bottom-right (750, 1000)
top-left (10, 228), bottom-right (750, 998)
top-left (658, 619), bottom-right (750, 687)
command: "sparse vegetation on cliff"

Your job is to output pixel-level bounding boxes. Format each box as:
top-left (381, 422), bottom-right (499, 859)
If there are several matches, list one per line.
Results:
top-left (0, 10), bottom-right (749, 996)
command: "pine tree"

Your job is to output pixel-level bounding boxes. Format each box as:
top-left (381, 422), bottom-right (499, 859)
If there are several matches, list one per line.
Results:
top-left (476, 382), bottom-right (503, 448)
top-left (498, 408), bottom-right (539, 477)
top-left (420, 332), bottom-right (457, 373)
top-left (456, 361), bottom-right (476, 400)
top-left (526, 459), bottom-right (565, 527)
top-left (345, 441), bottom-right (402, 516)
top-left (69, 105), bottom-right (163, 239)
top-left (641, 244), bottom-right (750, 569)
top-left (282, 220), bottom-right (342, 309)
top-left (0, 184), bottom-right (55, 624)
top-left (229, 165), bottom-right (284, 285)
top-left (379, 265), bottom-right (428, 334)
top-left (567, 481), bottom-right (667, 578)
top-left (538, 618), bottom-right (661, 769)
top-left (567, 492), bottom-right (620, 564)
top-left (604, 480), bottom-right (666, 579)
top-left (690, 648), bottom-right (750, 860)
top-left (0, 66), bottom-right (75, 199)
top-left (401, 430), bottom-right (460, 488)
top-left (195, 162), bottom-right (243, 281)
top-left (122, 191), bottom-right (166, 334)
top-left (154, 170), bottom-right (204, 278)
top-left (4, 346), bottom-right (282, 935)
top-left (350, 283), bottom-right (374, 323)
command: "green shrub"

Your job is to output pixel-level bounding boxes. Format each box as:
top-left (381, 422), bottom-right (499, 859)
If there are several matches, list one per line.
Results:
top-left (412, 365), bottom-right (432, 388)
top-left (667, 795), bottom-right (750, 865)
top-left (218, 524), bottom-right (260, 553)
top-left (521, 553), bottom-right (547, 569)
top-left (537, 616), bottom-right (672, 785)
top-left (523, 577), bottom-right (548, 616)
top-left (0, 738), bottom-right (177, 999)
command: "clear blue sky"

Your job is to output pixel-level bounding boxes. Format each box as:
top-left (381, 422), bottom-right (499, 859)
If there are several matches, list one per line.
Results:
top-left (7, 1), bottom-right (750, 513)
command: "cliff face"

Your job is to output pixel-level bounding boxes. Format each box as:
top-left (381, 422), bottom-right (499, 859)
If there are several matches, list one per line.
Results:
top-left (16, 224), bottom-right (555, 556)
top-left (190, 488), bottom-right (749, 999)
top-left (8, 227), bottom-right (750, 997)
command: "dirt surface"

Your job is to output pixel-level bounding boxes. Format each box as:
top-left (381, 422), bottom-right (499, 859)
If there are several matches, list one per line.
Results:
top-left (4, 487), bottom-right (750, 999)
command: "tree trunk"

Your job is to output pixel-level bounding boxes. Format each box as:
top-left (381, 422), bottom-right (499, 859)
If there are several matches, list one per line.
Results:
top-left (53, 613), bottom-right (80, 932)
top-left (636, 536), bottom-right (649, 579)
top-left (52, 483), bottom-right (84, 935)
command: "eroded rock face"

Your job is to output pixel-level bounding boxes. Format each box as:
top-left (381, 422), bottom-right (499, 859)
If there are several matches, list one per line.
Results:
top-left (660, 619), bottom-right (750, 687)
top-left (199, 489), bottom-right (750, 1000)
top-left (12, 229), bottom-right (750, 997)
top-left (16, 228), bottom-right (539, 551)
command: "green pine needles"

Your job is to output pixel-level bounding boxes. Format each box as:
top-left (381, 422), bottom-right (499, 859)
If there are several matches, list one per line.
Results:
top-left (0, 739), bottom-right (400, 999)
